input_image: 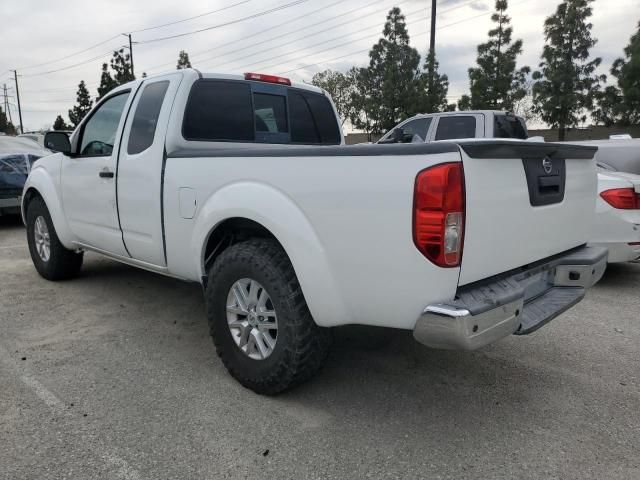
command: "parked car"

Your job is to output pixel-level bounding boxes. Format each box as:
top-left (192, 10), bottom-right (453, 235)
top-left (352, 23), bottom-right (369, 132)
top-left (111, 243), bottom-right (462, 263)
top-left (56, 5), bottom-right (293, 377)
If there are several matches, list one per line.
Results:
top-left (379, 110), bottom-right (640, 174)
top-left (23, 70), bottom-right (606, 394)
top-left (382, 111), bottom-right (639, 263)
top-left (0, 136), bottom-right (50, 216)
top-left (592, 164), bottom-right (640, 262)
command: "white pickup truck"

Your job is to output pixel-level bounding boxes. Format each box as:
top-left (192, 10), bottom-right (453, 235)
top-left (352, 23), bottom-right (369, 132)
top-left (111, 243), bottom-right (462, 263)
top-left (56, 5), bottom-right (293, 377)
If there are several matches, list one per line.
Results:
top-left (24, 70), bottom-right (607, 394)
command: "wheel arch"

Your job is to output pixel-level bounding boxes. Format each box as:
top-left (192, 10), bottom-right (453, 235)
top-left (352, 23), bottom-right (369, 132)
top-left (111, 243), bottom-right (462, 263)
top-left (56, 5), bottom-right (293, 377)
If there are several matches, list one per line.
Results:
top-left (21, 168), bottom-right (75, 249)
top-left (192, 183), bottom-right (349, 327)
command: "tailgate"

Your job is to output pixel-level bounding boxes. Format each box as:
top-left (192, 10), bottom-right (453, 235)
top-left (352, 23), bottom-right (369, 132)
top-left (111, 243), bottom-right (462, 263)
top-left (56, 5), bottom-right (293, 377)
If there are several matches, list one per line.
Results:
top-left (457, 141), bottom-right (598, 285)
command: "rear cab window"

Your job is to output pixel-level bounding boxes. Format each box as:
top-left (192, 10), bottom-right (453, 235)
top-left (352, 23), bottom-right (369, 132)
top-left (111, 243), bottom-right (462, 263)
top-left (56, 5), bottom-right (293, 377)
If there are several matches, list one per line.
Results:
top-left (182, 79), bottom-right (341, 145)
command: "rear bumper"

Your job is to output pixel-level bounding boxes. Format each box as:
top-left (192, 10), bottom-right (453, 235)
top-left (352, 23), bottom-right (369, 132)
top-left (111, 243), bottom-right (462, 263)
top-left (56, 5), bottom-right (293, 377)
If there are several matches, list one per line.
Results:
top-left (414, 245), bottom-right (608, 350)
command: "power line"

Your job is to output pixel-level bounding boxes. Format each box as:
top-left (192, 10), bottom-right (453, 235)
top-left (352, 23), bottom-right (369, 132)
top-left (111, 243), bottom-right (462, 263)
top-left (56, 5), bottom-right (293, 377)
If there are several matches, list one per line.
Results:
top-left (198, 0), bottom-right (477, 71)
top-left (195, 0), bottom-right (398, 70)
top-left (15, 35), bottom-right (121, 71)
top-left (136, 0), bottom-right (313, 44)
top-left (130, 0), bottom-right (255, 33)
top-left (224, 0), bottom-right (480, 74)
top-left (277, 5), bottom-right (520, 76)
top-left (21, 49), bottom-right (116, 78)
top-left (143, 0), bottom-right (363, 73)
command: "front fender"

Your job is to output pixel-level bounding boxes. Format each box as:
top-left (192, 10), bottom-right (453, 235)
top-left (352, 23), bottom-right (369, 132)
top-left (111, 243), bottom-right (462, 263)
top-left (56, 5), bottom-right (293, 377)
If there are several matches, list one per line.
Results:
top-left (22, 154), bottom-right (75, 249)
top-left (191, 182), bottom-right (349, 327)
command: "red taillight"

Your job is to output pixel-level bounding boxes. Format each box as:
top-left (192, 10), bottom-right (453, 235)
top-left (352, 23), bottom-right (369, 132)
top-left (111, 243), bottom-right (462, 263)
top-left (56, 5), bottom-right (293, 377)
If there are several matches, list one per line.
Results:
top-left (244, 72), bottom-right (291, 86)
top-left (413, 162), bottom-right (465, 267)
top-left (600, 188), bottom-right (640, 209)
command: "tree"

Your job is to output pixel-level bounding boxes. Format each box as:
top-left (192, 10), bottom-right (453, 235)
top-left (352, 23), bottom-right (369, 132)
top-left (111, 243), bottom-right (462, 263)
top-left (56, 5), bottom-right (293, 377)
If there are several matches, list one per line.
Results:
top-left (532, 0), bottom-right (604, 140)
top-left (97, 62), bottom-right (118, 100)
top-left (352, 7), bottom-right (422, 133)
top-left (467, 0), bottom-right (530, 111)
top-left (311, 69), bottom-right (356, 126)
top-left (176, 50), bottom-right (192, 69)
top-left (457, 95), bottom-right (472, 111)
top-left (0, 106), bottom-right (16, 135)
top-left (68, 80), bottom-right (93, 127)
top-left (110, 48), bottom-right (135, 85)
top-left (53, 115), bottom-right (71, 130)
top-left (416, 52), bottom-right (454, 113)
top-left (610, 21), bottom-right (640, 125)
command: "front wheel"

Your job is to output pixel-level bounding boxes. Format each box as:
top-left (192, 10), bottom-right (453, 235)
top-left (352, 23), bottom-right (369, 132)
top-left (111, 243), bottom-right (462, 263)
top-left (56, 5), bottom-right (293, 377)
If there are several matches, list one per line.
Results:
top-left (26, 196), bottom-right (83, 280)
top-left (205, 239), bottom-right (331, 395)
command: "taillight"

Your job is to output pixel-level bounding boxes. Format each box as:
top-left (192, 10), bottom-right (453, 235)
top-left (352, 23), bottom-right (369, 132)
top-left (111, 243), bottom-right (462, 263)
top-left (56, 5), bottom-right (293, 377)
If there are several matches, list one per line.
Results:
top-left (244, 72), bottom-right (291, 85)
top-left (600, 188), bottom-right (640, 209)
top-left (413, 162), bottom-right (465, 267)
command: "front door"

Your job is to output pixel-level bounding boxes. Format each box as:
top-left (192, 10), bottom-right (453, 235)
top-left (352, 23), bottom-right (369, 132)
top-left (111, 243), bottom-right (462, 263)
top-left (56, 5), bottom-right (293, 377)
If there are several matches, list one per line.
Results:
top-left (60, 90), bottom-right (132, 256)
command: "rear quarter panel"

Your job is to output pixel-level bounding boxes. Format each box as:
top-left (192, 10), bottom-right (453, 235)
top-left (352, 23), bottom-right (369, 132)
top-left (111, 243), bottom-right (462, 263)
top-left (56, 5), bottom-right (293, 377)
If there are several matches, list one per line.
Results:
top-left (162, 146), bottom-right (462, 329)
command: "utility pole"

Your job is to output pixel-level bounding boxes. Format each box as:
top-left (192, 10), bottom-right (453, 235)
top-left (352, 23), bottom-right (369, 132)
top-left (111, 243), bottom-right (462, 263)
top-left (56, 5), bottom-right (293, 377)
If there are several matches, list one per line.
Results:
top-left (428, 0), bottom-right (437, 96)
top-left (11, 70), bottom-right (24, 134)
top-left (3, 84), bottom-right (12, 124)
top-left (123, 33), bottom-right (135, 78)
top-left (429, 0), bottom-right (437, 57)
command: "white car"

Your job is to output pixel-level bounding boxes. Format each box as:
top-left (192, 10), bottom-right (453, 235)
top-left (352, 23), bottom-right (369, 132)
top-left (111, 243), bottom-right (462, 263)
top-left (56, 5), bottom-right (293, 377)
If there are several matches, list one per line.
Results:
top-left (591, 165), bottom-right (640, 262)
top-left (23, 69), bottom-right (607, 394)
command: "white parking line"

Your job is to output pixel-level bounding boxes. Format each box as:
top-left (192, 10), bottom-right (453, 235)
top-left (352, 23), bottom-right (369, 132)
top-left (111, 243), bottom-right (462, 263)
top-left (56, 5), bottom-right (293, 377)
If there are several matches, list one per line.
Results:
top-left (0, 344), bottom-right (143, 480)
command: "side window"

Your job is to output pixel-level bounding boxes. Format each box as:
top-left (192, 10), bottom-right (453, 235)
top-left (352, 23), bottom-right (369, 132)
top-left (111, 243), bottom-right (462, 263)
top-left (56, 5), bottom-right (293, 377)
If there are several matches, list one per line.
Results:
top-left (183, 80), bottom-right (254, 142)
top-left (289, 91), bottom-right (341, 145)
top-left (253, 93), bottom-right (288, 133)
top-left (434, 116), bottom-right (476, 140)
top-left (305, 94), bottom-right (341, 144)
top-left (127, 81), bottom-right (170, 154)
top-left (289, 92), bottom-right (319, 143)
top-left (80, 93), bottom-right (130, 156)
top-left (401, 117), bottom-right (432, 141)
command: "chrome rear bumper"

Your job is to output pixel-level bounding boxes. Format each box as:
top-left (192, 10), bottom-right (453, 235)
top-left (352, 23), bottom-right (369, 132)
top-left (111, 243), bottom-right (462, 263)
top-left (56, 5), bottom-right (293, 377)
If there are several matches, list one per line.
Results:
top-left (414, 246), bottom-right (608, 350)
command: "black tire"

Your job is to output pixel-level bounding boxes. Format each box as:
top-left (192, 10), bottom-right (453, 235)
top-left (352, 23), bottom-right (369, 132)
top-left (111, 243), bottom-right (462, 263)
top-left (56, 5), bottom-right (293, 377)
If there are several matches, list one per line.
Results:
top-left (26, 196), bottom-right (83, 281)
top-left (205, 239), bottom-right (331, 395)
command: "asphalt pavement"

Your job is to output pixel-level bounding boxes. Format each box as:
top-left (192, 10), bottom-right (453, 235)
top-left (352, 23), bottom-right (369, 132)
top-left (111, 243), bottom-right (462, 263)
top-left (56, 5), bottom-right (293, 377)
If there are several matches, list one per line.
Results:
top-left (1, 214), bottom-right (639, 480)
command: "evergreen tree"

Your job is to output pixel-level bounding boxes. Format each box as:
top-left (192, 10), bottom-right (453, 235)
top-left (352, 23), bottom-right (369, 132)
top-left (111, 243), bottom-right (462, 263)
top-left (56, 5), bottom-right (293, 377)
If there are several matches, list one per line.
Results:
top-left (110, 48), bottom-right (135, 85)
top-left (53, 115), bottom-right (70, 130)
top-left (97, 62), bottom-right (117, 100)
top-left (457, 95), bottom-right (472, 111)
top-left (311, 69), bottom-right (356, 125)
top-left (353, 7), bottom-right (422, 133)
top-left (0, 106), bottom-right (16, 135)
top-left (532, 0), bottom-right (604, 140)
top-left (416, 53), bottom-right (454, 113)
top-left (68, 80), bottom-right (93, 127)
top-left (176, 50), bottom-right (192, 69)
top-left (467, 0), bottom-right (530, 110)
top-left (610, 21), bottom-right (640, 125)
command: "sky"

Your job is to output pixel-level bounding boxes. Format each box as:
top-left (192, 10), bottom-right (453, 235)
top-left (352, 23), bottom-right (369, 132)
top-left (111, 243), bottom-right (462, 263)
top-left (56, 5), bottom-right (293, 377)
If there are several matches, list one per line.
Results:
top-left (1, 0), bottom-right (638, 132)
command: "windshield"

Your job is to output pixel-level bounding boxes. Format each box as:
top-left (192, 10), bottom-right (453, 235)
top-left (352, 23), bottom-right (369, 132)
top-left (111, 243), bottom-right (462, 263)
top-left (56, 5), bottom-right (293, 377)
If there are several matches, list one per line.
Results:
top-left (494, 114), bottom-right (528, 139)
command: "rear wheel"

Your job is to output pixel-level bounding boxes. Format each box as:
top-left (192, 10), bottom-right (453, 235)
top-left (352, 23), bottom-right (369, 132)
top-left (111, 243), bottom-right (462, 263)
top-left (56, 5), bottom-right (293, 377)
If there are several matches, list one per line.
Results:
top-left (26, 196), bottom-right (83, 280)
top-left (205, 239), bottom-right (331, 395)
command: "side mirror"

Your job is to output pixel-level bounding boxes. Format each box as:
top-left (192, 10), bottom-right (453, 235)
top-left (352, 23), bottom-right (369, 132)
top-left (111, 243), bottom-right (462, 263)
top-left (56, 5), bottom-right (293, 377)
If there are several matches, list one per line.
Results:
top-left (44, 131), bottom-right (72, 154)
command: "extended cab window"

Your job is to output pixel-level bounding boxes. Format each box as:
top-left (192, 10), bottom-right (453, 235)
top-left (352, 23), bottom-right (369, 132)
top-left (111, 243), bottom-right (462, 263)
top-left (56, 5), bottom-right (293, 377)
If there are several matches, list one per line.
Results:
top-left (289, 91), bottom-right (340, 144)
top-left (128, 81), bottom-right (170, 154)
top-left (80, 92), bottom-right (130, 156)
top-left (183, 80), bottom-right (254, 142)
top-left (434, 116), bottom-right (476, 140)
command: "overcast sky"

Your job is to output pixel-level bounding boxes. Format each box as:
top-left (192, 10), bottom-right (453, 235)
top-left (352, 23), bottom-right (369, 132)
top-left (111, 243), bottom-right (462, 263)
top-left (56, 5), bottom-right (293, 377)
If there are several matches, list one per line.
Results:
top-left (1, 0), bottom-right (638, 131)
